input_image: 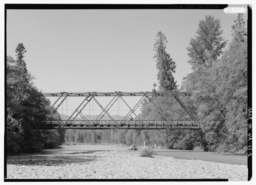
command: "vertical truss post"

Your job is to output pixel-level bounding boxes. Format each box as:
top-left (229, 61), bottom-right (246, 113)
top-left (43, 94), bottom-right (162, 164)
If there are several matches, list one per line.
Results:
top-left (93, 96), bottom-right (114, 121)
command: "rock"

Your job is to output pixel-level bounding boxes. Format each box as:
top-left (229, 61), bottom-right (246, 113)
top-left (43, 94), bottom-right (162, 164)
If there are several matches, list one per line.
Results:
top-left (7, 150), bottom-right (248, 180)
top-left (130, 145), bottom-right (138, 151)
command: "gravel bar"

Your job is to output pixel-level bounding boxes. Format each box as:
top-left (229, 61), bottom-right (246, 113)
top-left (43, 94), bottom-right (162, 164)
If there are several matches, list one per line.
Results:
top-left (7, 150), bottom-right (247, 180)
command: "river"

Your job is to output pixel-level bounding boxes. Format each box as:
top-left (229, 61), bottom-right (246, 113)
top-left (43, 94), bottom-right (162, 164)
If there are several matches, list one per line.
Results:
top-left (7, 144), bottom-right (247, 166)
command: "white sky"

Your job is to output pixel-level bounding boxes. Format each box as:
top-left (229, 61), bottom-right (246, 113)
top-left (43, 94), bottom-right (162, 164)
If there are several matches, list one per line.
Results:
top-left (6, 9), bottom-right (240, 116)
top-left (7, 9), bottom-right (238, 92)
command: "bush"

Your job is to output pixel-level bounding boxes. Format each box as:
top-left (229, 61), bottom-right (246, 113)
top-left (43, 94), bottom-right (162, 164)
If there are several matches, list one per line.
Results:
top-left (193, 145), bottom-right (205, 152)
top-left (44, 142), bottom-right (58, 149)
top-left (140, 147), bottom-right (155, 158)
top-left (236, 146), bottom-right (247, 155)
top-left (216, 144), bottom-right (227, 154)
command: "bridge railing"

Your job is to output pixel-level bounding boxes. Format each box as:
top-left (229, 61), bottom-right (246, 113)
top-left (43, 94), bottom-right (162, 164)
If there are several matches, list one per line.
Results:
top-left (41, 120), bottom-right (200, 129)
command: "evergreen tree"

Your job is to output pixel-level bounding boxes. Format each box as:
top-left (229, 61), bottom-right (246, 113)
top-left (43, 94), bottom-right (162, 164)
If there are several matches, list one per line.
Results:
top-left (154, 31), bottom-right (177, 91)
top-left (16, 43), bottom-right (26, 61)
top-left (232, 14), bottom-right (247, 43)
top-left (182, 15), bottom-right (228, 151)
top-left (7, 52), bottom-right (30, 153)
top-left (215, 14), bottom-right (247, 153)
top-left (187, 15), bottom-right (227, 69)
top-left (7, 43), bottom-right (65, 153)
top-left (182, 14), bottom-right (247, 153)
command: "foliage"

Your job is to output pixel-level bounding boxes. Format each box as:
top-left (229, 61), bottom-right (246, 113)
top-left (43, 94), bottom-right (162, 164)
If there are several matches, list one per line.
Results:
top-left (217, 14), bottom-right (247, 153)
top-left (15, 43), bottom-right (27, 61)
top-left (140, 147), bottom-right (155, 158)
top-left (6, 110), bottom-right (24, 153)
top-left (182, 14), bottom-right (247, 153)
top-left (154, 31), bottom-right (177, 91)
top-left (6, 43), bottom-right (65, 154)
top-left (44, 129), bottom-right (65, 149)
top-left (193, 145), bottom-right (205, 152)
top-left (187, 15), bottom-right (227, 69)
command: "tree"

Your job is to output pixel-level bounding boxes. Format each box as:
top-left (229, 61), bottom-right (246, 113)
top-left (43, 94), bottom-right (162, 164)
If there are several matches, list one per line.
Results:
top-left (15, 43), bottom-right (29, 84)
top-left (232, 14), bottom-right (247, 43)
top-left (7, 43), bottom-right (65, 153)
top-left (182, 14), bottom-right (248, 153)
top-left (214, 14), bottom-right (247, 153)
top-left (6, 52), bottom-right (30, 153)
top-left (20, 87), bottom-right (51, 152)
top-left (182, 15), bottom-right (228, 151)
top-left (138, 32), bottom-right (199, 150)
top-left (187, 16), bottom-right (227, 69)
top-left (16, 43), bottom-right (26, 61)
top-left (154, 31), bottom-right (177, 91)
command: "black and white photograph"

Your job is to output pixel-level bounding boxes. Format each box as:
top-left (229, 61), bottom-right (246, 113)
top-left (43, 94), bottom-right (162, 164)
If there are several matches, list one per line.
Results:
top-left (4, 3), bottom-right (251, 181)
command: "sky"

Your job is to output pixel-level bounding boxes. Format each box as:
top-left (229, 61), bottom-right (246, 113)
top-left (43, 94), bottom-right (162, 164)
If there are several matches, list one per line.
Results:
top-left (7, 9), bottom-right (239, 92)
top-left (6, 9), bottom-right (240, 116)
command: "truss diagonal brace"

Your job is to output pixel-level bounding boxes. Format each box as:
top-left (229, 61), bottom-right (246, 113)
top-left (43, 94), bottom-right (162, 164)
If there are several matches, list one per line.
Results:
top-left (77, 110), bottom-right (87, 120)
top-left (172, 93), bottom-right (199, 126)
top-left (144, 94), bottom-right (174, 123)
top-left (119, 96), bottom-right (138, 118)
top-left (96, 96), bottom-right (119, 121)
top-left (123, 96), bottom-right (144, 120)
top-left (69, 96), bottom-right (93, 123)
top-left (123, 96), bottom-right (145, 120)
top-left (50, 95), bottom-right (63, 112)
top-left (96, 96), bottom-right (117, 120)
top-left (67, 96), bottom-right (91, 121)
top-left (50, 94), bottom-right (68, 116)
top-left (93, 96), bottom-right (114, 120)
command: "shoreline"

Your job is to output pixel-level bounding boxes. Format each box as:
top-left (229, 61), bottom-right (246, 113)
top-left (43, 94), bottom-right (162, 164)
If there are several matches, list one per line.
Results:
top-left (7, 144), bottom-right (247, 165)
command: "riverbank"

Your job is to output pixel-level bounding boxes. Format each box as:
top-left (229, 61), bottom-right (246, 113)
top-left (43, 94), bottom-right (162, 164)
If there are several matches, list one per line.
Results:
top-left (6, 144), bottom-right (248, 180)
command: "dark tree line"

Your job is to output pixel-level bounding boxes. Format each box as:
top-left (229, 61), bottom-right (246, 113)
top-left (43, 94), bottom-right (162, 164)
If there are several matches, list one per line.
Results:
top-left (6, 44), bottom-right (65, 154)
top-left (65, 15), bottom-right (248, 154)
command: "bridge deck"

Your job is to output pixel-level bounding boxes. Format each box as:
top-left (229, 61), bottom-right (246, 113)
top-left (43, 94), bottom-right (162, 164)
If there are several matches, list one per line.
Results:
top-left (41, 120), bottom-right (200, 129)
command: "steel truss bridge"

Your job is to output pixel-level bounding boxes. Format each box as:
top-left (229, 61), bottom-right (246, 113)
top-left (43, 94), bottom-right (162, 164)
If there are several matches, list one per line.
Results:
top-left (43, 91), bottom-right (200, 130)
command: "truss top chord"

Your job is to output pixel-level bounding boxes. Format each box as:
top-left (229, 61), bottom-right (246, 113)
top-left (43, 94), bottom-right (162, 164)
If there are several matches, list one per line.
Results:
top-left (43, 91), bottom-right (189, 97)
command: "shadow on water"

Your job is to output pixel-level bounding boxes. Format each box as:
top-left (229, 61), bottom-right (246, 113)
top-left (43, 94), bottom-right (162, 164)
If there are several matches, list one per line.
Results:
top-left (69, 150), bottom-right (108, 155)
top-left (7, 150), bottom-right (104, 166)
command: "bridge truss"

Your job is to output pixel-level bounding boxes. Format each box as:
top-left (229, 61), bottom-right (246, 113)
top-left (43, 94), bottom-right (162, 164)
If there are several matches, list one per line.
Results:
top-left (43, 91), bottom-right (200, 129)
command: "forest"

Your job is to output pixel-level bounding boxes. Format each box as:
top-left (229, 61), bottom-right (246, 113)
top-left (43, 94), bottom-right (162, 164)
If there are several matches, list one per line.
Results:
top-left (6, 14), bottom-right (248, 154)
